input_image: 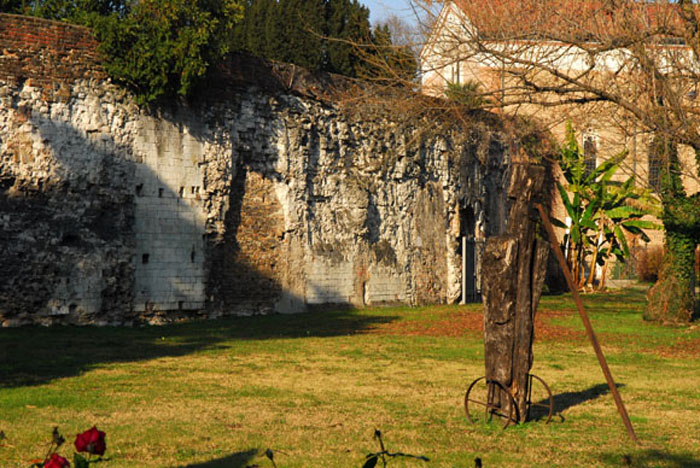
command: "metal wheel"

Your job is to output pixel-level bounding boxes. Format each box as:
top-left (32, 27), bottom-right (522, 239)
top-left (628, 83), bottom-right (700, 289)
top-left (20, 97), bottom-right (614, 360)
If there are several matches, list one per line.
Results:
top-left (525, 374), bottom-right (554, 424)
top-left (465, 376), bottom-right (520, 429)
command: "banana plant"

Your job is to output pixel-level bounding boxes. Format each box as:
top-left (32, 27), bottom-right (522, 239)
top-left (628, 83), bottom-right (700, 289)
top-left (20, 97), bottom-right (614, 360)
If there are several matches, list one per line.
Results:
top-left (553, 123), bottom-right (661, 290)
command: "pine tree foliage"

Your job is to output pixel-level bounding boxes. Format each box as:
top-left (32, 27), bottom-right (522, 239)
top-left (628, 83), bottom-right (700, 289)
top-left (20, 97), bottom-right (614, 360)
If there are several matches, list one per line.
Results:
top-left (362, 23), bottom-right (417, 84)
top-left (231, 0), bottom-right (416, 79)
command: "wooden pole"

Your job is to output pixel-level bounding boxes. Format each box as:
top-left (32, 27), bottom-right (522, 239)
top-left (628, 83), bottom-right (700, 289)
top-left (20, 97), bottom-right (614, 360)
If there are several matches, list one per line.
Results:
top-left (461, 235), bottom-right (467, 305)
top-left (535, 203), bottom-right (639, 443)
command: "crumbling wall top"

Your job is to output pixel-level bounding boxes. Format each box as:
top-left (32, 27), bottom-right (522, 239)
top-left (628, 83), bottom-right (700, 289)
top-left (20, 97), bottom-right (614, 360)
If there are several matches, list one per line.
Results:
top-left (0, 13), bottom-right (104, 89)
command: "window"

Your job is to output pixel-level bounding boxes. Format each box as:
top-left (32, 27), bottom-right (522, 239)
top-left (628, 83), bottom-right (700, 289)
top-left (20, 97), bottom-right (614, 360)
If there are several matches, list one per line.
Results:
top-left (648, 140), bottom-right (665, 192)
top-left (648, 152), bottom-right (663, 192)
top-left (583, 132), bottom-right (597, 178)
top-left (451, 61), bottom-right (460, 84)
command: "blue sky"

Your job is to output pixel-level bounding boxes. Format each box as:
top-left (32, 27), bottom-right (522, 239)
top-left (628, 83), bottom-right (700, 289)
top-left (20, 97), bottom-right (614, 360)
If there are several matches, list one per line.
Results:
top-left (361, 0), bottom-right (416, 25)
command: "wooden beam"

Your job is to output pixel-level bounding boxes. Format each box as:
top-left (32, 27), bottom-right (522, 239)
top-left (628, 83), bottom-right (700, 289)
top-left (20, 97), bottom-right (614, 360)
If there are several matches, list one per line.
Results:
top-left (535, 203), bottom-right (638, 443)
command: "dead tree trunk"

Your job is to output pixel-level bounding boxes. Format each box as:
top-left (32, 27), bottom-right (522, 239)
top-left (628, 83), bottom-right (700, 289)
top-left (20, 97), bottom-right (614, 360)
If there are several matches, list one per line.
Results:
top-left (482, 163), bottom-right (549, 422)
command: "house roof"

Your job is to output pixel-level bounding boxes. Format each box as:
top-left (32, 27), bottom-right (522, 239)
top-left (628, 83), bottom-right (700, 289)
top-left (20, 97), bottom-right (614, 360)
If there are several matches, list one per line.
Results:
top-left (449, 0), bottom-right (692, 42)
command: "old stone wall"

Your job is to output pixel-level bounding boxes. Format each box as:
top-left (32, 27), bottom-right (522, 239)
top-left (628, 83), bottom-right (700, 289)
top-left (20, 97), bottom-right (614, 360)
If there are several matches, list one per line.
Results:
top-left (0, 14), bottom-right (512, 325)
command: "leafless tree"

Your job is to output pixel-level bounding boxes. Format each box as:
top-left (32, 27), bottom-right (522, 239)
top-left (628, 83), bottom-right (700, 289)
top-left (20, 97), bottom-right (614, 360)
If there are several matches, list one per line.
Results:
top-left (414, 0), bottom-right (700, 322)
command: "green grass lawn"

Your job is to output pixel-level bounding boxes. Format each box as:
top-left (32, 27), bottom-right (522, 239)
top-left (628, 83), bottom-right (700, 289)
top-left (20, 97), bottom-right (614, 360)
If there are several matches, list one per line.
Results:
top-left (1, 286), bottom-right (699, 467)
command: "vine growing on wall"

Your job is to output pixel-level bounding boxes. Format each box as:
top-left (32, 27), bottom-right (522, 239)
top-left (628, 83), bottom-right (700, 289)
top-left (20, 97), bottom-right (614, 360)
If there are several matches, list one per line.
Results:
top-left (646, 141), bottom-right (700, 322)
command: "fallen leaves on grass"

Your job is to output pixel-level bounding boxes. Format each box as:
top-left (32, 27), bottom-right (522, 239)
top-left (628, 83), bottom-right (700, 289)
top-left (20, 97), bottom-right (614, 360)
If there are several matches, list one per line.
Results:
top-left (365, 305), bottom-right (700, 358)
top-left (366, 307), bottom-right (587, 344)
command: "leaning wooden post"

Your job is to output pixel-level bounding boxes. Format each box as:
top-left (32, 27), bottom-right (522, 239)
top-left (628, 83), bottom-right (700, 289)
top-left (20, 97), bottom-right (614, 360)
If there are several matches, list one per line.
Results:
top-left (481, 163), bottom-right (550, 421)
top-left (535, 203), bottom-right (638, 443)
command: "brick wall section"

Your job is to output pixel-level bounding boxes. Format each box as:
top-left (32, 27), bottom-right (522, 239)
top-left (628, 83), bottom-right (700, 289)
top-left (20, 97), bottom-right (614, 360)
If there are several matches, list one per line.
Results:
top-left (0, 13), bottom-right (104, 88)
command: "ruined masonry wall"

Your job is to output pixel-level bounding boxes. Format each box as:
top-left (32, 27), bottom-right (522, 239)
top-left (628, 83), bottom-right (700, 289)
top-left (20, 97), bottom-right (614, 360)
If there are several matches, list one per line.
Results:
top-left (0, 75), bottom-right (214, 325)
top-left (0, 14), bottom-right (509, 325)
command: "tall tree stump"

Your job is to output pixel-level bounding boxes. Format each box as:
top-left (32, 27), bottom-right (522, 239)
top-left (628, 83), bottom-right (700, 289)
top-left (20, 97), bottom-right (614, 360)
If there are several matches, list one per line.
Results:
top-left (482, 163), bottom-right (549, 422)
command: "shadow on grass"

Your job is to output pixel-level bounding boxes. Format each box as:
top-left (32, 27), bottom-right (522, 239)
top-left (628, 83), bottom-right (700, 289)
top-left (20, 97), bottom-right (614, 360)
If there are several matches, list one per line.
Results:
top-left (601, 450), bottom-right (700, 468)
top-left (529, 383), bottom-right (624, 422)
top-left (178, 449), bottom-right (259, 468)
top-left (0, 309), bottom-right (397, 389)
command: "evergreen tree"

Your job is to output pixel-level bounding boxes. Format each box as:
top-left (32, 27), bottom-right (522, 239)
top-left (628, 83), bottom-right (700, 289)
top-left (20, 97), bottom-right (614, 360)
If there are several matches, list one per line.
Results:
top-left (325, 0), bottom-right (352, 75)
top-left (325, 0), bottom-right (373, 77)
top-left (366, 23), bottom-right (417, 84)
top-left (249, 0), bottom-right (275, 57)
top-left (0, 0), bottom-right (26, 13)
top-left (230, 0), bottom-right (251, 52)
top-left (230, 0), bottom-right (389, 78)
top-left (286, 0), bottom-right (325, 71)
top-left (263, 0), bottom-right (286, 61)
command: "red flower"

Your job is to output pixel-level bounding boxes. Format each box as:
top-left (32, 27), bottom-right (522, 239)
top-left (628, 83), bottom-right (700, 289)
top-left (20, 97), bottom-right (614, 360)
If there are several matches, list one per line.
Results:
top-left (74, 426), bottom-right (106, 456)
top-left (44, 453), bottom-right (70, 468)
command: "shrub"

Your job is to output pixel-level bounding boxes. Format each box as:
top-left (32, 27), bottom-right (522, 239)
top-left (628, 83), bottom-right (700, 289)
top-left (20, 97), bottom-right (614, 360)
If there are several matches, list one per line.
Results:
top-left (92, 0), bottom-right (243, 104)
top-left (635, 245), bottom-right (664, 282)
top-left (0, 0), bottom-right (244, 105)
top-left (444, 80), bottom-right (493, 109)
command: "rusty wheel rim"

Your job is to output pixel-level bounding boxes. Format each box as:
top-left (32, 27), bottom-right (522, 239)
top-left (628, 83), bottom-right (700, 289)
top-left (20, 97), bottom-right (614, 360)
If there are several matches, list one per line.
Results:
top-left (526, 374), bottom-right (554, 424)
top-left (465, 376), bottom-right (520, 429)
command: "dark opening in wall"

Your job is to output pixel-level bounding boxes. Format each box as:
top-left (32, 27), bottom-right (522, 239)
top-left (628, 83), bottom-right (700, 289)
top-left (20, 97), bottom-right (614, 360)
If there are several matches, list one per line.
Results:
top-left (158, 188), bottom-right (164, 198)
top-left (178, 301), bottom-right (184, 310)
top-left (460, 205), bottom-right (476, 239)
top-left (190, 247), bottom-right (195, 263)
top-left (135, 184), bottom-right (143, 196)
top-left (142, 253), bottom-right (150, 264)
top-left (179, 187), bottom-right (184, 198)
top-left (60, 232), bottom-right (81, 246)
top-left (460, 205), bottom-right (480, 303)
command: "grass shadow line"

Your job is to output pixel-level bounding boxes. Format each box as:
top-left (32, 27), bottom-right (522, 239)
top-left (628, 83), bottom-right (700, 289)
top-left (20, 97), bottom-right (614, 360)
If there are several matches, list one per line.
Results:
top-left (0, 309), bottom-right (398, 389)
top-left (529, 382), bottom-right (625, 422)
top-left (601, 449), bottom-right (700, 468)
top-left (178, 449), bottom-right (259, 468)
